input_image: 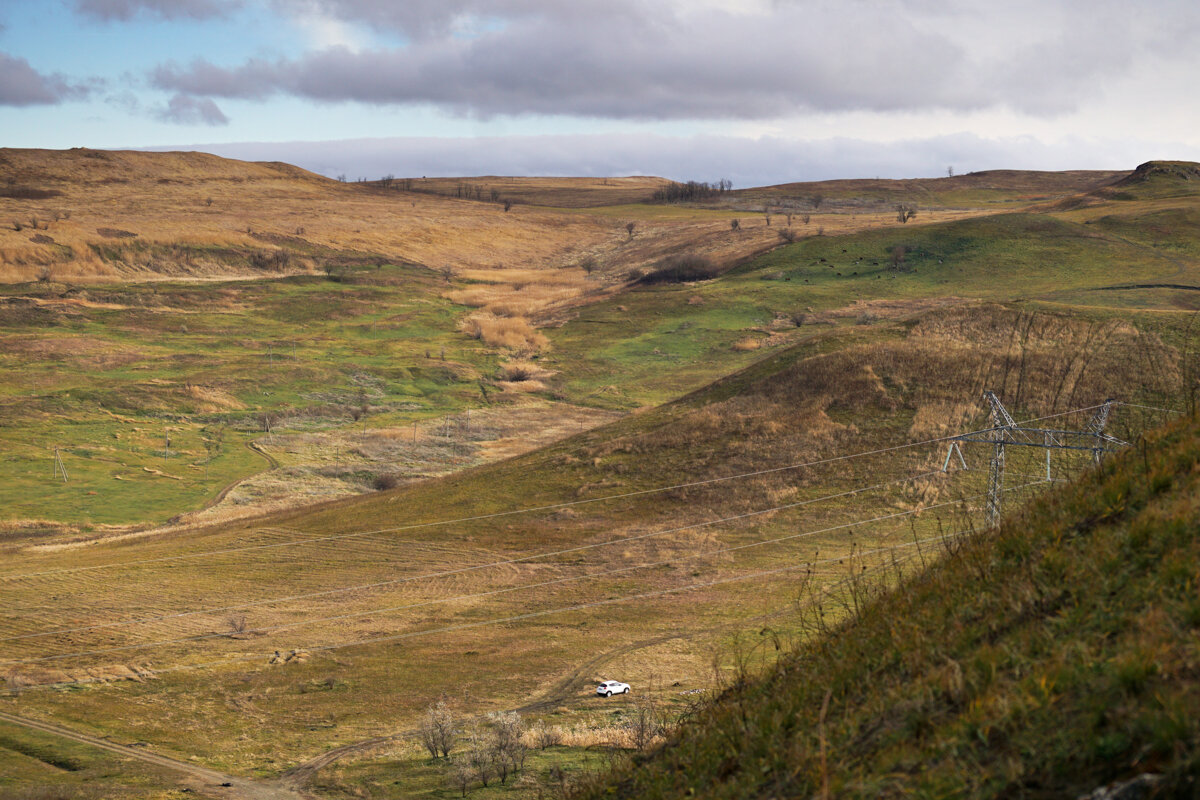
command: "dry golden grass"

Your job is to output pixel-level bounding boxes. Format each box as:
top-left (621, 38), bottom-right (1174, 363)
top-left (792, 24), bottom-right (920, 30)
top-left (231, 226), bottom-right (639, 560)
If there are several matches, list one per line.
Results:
top-left (459, 313), bottom-right (550, 351)
top-left (731, 337), bottom-right (763, 351)
top-left (0, 149), bottom-right (614, 283)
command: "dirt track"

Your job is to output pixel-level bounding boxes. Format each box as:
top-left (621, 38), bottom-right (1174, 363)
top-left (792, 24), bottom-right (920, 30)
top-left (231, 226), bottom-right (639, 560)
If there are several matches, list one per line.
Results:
top-left (0, 709), bottom-right (305, 800)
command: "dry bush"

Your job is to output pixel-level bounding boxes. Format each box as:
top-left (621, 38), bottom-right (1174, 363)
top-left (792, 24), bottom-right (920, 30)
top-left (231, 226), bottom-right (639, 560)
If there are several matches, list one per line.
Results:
top-left (497, 361), bottom-right (555, 382)
top-left (527, 722), bottom-right (564, 750)
top-left (373, 472), bottom-right (403, 491)
top-left (459, 314), bottom-right (549, 352)
top-left (447, 282), bottom-right (580, 317)
top-left (732, 337), bottom-right (763, 351)
top-left (558, 724), bottom-right (637, 749)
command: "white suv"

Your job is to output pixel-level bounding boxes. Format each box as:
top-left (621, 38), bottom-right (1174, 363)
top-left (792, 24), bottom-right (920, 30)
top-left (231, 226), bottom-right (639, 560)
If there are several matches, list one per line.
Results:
top-left (596, 680), bottom-right (630, 697)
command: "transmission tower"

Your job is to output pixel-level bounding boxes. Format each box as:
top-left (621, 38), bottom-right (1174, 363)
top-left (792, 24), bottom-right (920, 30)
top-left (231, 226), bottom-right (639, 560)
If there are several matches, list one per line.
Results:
top-left (943, 392), bottom-right (1126, 527)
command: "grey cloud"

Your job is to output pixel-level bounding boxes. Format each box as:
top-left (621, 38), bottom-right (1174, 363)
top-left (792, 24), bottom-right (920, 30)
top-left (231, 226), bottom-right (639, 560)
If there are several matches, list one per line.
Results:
top-left (156, 93), bottom-right (229, 125)
top-left (140, 133), bottom-right (1199, 189)
top-left (0, 52), bottom-right (94, 106)
top-left (270, 0), bottom-right (620, 40)
top-left (151, 2), bottom-right (1200, 121)
top-left (74, 0), bottom-right (241, 21)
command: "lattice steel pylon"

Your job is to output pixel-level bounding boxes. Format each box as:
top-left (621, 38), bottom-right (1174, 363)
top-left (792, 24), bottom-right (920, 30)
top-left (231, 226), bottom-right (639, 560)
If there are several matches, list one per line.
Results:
top-left (943, 392), bottom-right (1126, 528)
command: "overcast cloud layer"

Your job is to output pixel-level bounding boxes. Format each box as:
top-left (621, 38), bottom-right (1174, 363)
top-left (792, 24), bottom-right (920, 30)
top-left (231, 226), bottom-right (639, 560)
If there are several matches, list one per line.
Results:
top-left (1, 0), bottom-right (1199, 181)
top-left (149, 1), bottom-right (1200, 120)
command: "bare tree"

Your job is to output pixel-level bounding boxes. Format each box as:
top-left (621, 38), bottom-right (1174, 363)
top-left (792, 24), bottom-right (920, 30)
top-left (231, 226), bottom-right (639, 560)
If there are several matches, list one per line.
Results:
top-left (503, 199), bottom-right (513, 212)
top-left (466, 731), bottom-right (494, 788)
top-left (449, 757), bottom-right (473, 797)
top-left (810, 194), bottom-right (824, 210)
top-left (627, 689), bottom-right (665, 752)
top-left (418, 700), bottom-right (458, 759)
top-left (625, 221), bottom-right (636, 239)
top-left (896, 204), bottom-right (917, 223)
top-left (487, 711), bottom-right (526, 784)
top-left (532, 721), bottom-right (562, 750)
top-left (730, 218), bottom-right (740, 232)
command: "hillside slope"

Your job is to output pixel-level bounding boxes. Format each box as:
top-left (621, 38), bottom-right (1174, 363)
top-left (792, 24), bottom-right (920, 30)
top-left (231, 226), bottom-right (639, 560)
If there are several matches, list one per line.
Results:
top-left (576, 413), bottom-right (1200, 799)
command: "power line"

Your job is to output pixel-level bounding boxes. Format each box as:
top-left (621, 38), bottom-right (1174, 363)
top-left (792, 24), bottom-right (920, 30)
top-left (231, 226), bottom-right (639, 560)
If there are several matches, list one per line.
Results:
top-left (22, 532), bottom-right (964, 690)
top-left (0, 403), bottom-right (1107, 582)
top-left (0, 469), bottom-right (955, 644)
top-left (4, 479), bottom-right (1044, 666)
top-left (1118, 402), bottom-right (1181, 415)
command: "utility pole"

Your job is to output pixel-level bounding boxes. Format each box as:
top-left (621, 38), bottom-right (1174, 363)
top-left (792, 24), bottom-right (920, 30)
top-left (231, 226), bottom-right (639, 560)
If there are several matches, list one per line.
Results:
top-left (53, 447), bottom-right (68, 483)
top-left (943, 393), bottom-right (1125, 528)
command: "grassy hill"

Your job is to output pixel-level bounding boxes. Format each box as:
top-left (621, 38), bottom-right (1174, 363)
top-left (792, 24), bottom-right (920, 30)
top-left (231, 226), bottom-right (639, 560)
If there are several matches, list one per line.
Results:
top-left (1, 155), bottom-right (1199, 799)
top-left (724, 169), bottom-right (1128, 212)
top-left (574, 411), bottom-right (1200, 799)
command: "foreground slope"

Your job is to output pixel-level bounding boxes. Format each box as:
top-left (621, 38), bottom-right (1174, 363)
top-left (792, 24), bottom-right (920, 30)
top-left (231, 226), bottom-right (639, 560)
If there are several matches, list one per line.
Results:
top-left (577, 413), bottom-right (1200, 799)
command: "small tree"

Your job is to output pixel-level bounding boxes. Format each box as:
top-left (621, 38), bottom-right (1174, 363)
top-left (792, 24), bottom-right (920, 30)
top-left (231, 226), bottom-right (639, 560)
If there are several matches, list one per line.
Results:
top-left (625, 221), bottom-right (636, 239)
top-left (580, 256), bottom-right (597, 277)
top-left (466, 731), bottom-right (494, 788)
top-left (532, 721), bottom-right (562, 750)
top-left (730, 218), bottom-right (740, 232)
top-left (503, 199), bottom-right (513, 212)
top-left (418, 700), bottom-right (458, 759)
top-left (488, 712), bottom-right (526, 784)
top-left (627, 689), bottom-right (665, 752)
top-left (450, 757), bottom-right (473, 797)
top-left (896, 204), bottom-right (917, 223)
top-left (810, 194), bottom-right (824, 210)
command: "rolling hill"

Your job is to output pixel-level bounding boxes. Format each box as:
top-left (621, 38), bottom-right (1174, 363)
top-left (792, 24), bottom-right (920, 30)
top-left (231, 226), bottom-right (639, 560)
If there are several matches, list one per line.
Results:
top-left (0, 153), bottom-right (1198, 799)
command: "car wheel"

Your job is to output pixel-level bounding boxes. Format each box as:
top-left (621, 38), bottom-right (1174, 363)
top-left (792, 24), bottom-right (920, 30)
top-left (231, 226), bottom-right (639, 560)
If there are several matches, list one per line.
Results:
top-left (623, 687), bottom-right (629, 694)
top-left (605, 691), bottom-right (612, 697)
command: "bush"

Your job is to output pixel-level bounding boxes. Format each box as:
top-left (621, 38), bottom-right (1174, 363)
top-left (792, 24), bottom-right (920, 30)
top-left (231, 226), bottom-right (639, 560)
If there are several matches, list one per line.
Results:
top-left (373, 473), bottom-right (402, 491)
top-left (459, 314), bottom-right (549, 351)
top-left (636, 254), bottom-right (721, 285)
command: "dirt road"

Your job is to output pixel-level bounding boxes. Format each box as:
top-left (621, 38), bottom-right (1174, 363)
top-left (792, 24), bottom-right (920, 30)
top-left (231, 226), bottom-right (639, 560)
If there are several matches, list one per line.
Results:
top-left (0, 710), bottom-right (305, 800)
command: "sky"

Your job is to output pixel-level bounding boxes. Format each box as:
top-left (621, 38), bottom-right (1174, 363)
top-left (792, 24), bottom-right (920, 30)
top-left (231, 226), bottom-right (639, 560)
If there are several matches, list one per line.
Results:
top-left (2, 0), bottom-right (1200, 186)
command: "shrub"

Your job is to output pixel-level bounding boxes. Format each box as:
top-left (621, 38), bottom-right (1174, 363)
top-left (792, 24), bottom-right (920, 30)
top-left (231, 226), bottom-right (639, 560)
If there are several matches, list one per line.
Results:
top-left (373, 473), bottom-right (402, 491)
top-left (459, 314), bottom-right (549, 351)
top-left (636, 254), bottom-right (721, 285)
